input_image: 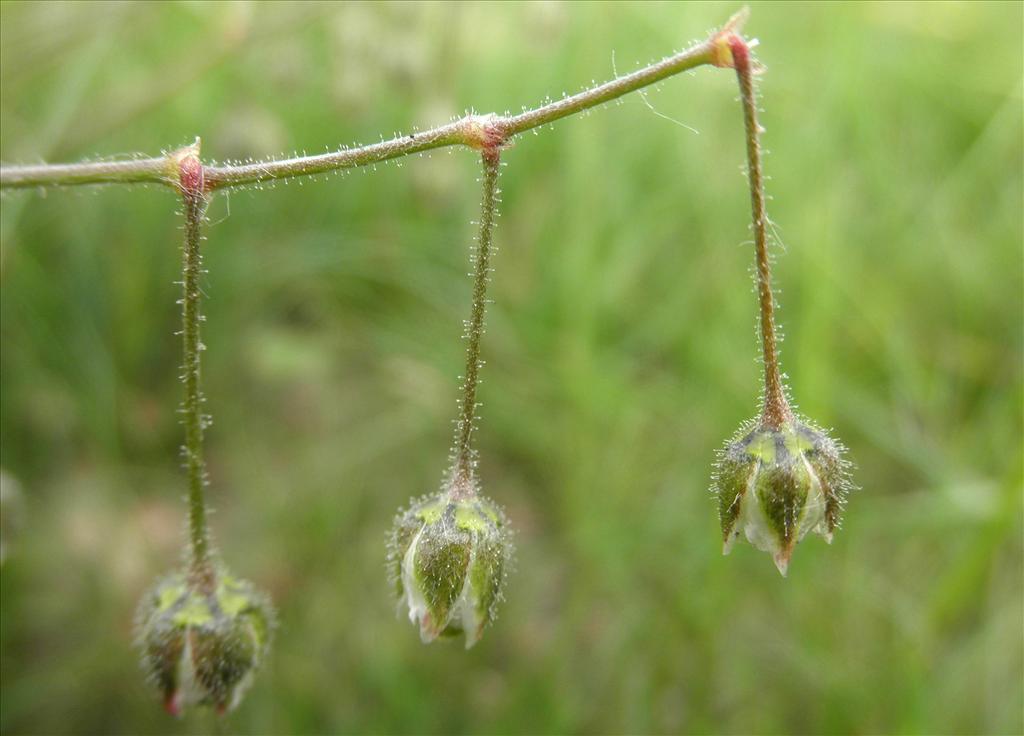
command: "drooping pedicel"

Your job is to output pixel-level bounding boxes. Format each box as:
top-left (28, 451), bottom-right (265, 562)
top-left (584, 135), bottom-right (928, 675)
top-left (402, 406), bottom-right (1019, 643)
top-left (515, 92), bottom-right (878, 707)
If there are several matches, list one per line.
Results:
top-left (136, 145), bottom-right (274, 714)
top-left (388, 149), bottom-right (513, 646)
top-left (390, 492), bottom-right (512, 648)
top-left (712, 31), bottom-right (853, 574)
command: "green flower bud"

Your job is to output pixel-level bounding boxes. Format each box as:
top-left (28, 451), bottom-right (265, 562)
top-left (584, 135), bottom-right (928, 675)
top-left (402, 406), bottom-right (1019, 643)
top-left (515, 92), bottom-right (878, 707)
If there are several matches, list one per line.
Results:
top-left (389, 492), bottom-right (512, 648)
top-left (714, 417), bottom-right (849, 576)
top-left (135, 568), bottom-right (273, 715)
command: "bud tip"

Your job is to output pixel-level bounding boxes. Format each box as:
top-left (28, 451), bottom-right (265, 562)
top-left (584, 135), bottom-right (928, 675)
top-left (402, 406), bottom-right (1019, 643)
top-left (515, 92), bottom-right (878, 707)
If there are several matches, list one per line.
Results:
top-left (164, 691), bottom-right (183, 718)
top-left (722, 533), bottom-right (736, 556)
top-left (773, 550), bottom-right (791, 577)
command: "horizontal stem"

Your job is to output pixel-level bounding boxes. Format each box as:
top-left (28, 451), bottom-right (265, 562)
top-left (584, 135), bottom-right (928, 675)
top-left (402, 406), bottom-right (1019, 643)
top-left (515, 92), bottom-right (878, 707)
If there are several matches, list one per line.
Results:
top-left (503, 41), bottom-right (711, 136)
top-left (0, 30), bottom-right (724, 191)
top-left (0, 156), bottom-right (172, 189)
top-left (204, 120), bottom-right (469, 189)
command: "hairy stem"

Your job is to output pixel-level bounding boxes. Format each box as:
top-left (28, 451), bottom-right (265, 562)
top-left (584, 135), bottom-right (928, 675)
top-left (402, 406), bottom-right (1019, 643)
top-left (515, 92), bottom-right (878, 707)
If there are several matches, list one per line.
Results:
top-left (0, 156), bottom-right (172, 189)
top-left (0, 22), bottom-right (737, 191)
top-left (729, 35), bottom-right (790, 429)
top-left (178, 146), bottom-right (214, 588)
top-left (450, 151), bottom-right (501, 498)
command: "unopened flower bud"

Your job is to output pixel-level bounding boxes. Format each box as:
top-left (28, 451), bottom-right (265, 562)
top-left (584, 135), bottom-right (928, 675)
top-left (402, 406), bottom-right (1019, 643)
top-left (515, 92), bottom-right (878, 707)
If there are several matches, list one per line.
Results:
top-left (135, 568), bottom-right (273, 715)
top-left (715, 417), bottom-right (848, 575)
top-left (389, 491), bottom-right (512, 648)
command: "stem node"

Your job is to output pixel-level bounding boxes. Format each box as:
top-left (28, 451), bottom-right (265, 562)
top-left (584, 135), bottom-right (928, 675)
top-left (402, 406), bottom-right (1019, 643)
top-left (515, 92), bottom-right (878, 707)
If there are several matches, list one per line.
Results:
top-left (172, 138), bottom-right (205, 196)
top-left (463, 115), bottom-right (508, 161)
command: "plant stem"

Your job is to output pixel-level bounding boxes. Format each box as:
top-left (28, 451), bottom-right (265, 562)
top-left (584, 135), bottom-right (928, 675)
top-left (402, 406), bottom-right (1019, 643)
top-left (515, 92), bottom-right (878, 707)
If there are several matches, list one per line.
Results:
top-left (0, 28), bottom-right (726, 191)
top-left (451, 151), bottom-right (501, 498)
top-left (0, 156), bottom-right (172, 189)
top-left (729, 35), bottom-right (791, 429)
top-left (178, 145), bottom-right (214, 588)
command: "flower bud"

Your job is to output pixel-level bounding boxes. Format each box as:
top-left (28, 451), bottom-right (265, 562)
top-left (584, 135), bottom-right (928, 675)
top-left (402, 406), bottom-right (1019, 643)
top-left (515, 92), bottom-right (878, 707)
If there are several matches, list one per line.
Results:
top-left (389, 492), bottom-right (512, 648)
top-left (714, 417), bottom-right (848, 576)
top-left (135, 568), bottom-right (273, 715)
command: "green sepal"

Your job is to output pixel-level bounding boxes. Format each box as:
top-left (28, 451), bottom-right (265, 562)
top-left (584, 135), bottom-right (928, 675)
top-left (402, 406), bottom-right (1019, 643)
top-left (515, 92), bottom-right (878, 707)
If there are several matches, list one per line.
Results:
top-left (713, 416), bottom-right (850, 575)
top-left (390, 491), bottom-right (512, 647)
top-left (135, 566), bottom-right (274, 716)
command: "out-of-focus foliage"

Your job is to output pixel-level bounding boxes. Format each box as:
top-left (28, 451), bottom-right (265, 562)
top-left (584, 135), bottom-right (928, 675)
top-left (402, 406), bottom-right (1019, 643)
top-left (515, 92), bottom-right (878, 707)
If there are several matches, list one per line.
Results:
top-left (1, 2), bottom-right (1021, 734)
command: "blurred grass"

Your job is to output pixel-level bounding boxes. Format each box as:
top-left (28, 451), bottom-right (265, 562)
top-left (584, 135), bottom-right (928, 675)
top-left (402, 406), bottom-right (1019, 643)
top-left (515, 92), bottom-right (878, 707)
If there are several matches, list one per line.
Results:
top-left (1, 2), bottom-right (1021, 734)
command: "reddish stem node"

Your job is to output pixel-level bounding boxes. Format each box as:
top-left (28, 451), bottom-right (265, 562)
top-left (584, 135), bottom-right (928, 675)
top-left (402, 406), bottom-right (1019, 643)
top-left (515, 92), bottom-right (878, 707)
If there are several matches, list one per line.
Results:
top-left (728, 34), bottom-right (751, 72)
top-left (178, 154), bottom-right (205, 198)
top-left (464, 114), bottom-right (508, 163)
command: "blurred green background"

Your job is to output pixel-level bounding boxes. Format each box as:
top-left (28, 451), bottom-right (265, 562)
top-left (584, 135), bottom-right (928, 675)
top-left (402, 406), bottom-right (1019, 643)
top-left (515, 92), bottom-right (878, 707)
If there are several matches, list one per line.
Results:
top-left (1, 2), bottom-right (1021, 734)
